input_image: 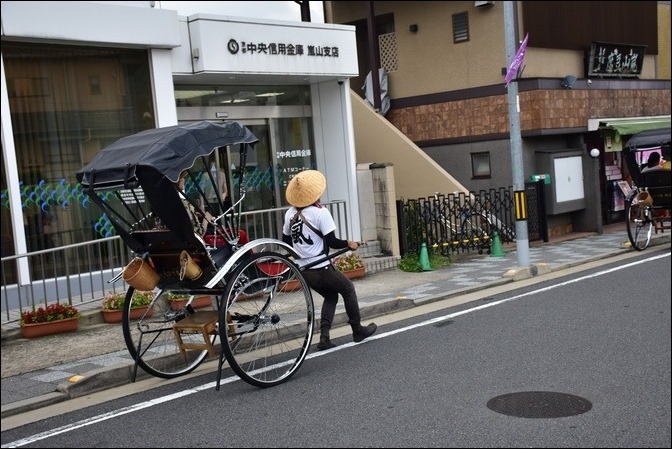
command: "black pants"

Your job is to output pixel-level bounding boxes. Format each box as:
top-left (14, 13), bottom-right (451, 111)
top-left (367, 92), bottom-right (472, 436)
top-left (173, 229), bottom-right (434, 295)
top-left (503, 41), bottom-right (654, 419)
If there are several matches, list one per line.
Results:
top-left (301, 264), bottom-right (362, 337)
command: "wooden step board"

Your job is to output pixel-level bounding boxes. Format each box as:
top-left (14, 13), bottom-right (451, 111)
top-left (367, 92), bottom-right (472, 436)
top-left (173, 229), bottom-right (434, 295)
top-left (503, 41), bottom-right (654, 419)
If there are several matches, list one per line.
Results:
top-left (172, 310), bottom-right (219, 357)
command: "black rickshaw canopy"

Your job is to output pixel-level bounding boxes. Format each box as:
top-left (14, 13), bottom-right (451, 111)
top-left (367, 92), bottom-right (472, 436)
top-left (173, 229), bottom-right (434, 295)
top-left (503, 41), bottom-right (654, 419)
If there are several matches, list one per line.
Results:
top-left (76, 120), bottom-right (258, 190)
top-left (623, 127), bottom-right (671, 153)
top-left (75, 121), bottom-right (258, 255)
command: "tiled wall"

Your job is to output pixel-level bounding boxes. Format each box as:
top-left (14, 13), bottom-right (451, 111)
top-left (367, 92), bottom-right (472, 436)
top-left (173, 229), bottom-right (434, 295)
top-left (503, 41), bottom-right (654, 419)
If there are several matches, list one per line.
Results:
top-left (387, 89), bottom-right (671, 143)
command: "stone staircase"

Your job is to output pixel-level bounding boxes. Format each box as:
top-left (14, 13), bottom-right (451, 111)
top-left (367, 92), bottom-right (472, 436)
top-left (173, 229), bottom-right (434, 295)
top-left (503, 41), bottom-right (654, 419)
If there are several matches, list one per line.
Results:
top-left (356, 240), bottom-right (400, 275)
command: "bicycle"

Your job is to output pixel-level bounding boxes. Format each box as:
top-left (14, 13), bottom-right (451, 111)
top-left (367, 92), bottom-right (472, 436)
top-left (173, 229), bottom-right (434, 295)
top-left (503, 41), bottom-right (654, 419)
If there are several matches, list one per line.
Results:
top-left (625, 191), bottom-right (654, 250)
top-left (476, 192), bottom-right (516, 243)
top-left (77, 121), bottom-right (341, 389)
top-left (621, 128), bottom-right (671, 251)
top-left (422, 193), bottom-right (494, 254)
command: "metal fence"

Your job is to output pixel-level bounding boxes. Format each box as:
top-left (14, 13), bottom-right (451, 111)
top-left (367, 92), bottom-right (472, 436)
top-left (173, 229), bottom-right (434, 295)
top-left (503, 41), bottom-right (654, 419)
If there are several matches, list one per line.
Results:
top-left (1, 201), bottom-right (347, 327)
top-left (398, 187), bottom-right (525, 257)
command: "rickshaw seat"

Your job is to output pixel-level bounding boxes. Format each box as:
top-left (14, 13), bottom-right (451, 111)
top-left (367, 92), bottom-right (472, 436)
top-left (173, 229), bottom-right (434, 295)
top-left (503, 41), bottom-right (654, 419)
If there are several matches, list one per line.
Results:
top-left (203, 228), bottom-right (248, 247)
top-left (641, 170), bottom-right (672, 209)
top-left (641, 170), bottom-right (671, 187)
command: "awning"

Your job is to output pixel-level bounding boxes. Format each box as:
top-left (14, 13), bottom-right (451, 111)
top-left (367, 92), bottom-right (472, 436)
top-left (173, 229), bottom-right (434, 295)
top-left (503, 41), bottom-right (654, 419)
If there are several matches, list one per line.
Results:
top-left (602, 117), bottom-right (671, 136)
top-left (588, 116), bottom-right (671, 135)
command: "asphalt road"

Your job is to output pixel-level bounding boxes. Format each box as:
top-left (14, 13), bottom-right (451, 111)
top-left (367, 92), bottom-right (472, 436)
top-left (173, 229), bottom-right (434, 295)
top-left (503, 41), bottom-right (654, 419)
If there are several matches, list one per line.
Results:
top-left (2, 248), bottom-right (670, 448)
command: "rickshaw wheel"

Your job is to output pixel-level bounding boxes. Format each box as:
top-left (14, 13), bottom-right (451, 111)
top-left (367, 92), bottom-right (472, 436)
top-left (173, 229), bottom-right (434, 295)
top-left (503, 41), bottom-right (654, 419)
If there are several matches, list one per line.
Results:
top-left (625, 196), bottom-right (653, 251)
top-left (219, 251), bottom-right (314, 388)
top-left (122, 286), bottom-right (219, 379)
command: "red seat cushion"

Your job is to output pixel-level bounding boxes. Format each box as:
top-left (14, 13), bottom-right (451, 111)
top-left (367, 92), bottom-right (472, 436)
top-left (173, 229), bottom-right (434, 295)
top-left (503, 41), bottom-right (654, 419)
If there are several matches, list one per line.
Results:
top-left (204, 229), bottom-right (248, 247)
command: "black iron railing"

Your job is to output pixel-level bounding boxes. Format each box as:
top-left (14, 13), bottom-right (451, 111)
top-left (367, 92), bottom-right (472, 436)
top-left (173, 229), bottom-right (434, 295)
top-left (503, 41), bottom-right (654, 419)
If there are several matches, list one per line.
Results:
top-left (398, 187), bottom-right (521, 257)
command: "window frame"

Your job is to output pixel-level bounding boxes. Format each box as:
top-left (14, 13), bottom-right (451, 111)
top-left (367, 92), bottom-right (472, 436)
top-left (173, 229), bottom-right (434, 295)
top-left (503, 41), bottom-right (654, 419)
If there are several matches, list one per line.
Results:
top-left (471, 152), bottom-right (491, 179)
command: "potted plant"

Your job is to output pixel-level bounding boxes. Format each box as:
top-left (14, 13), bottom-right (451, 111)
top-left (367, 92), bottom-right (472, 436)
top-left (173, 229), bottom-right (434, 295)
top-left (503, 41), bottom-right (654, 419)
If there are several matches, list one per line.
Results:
top-left (333, 252), bottom-right (366, 279)
top-left (167, 292), bottom-right (213, 310)
top-left (282, 253), bottom-right (367, 292)
top-left (20, 303), bottom-right (81, 338)
top-left (101, 290), bottom-right (154, 323)
top-left (280, 276), bottom-right (304, 292)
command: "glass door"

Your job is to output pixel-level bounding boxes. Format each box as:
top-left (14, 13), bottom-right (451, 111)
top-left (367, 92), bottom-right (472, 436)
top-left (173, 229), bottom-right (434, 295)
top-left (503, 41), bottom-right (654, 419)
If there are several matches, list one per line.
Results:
top-left (225, 121), bottom-right (274, 212)
top-left (226, 118), bottom-right (316, 210)
top-left (271, 117), bottom-right (316, 207)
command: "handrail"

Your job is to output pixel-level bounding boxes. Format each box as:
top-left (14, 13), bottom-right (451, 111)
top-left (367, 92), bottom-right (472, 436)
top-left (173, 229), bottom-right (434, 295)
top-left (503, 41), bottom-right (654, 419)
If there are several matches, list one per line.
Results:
top-left (1, 201), bottom-right (348, 328)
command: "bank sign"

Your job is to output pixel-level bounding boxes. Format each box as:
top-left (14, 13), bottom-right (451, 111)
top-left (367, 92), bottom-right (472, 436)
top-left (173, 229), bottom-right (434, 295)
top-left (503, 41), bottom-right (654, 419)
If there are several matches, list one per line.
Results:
top-left (186, 17), bottom-right (358, 77)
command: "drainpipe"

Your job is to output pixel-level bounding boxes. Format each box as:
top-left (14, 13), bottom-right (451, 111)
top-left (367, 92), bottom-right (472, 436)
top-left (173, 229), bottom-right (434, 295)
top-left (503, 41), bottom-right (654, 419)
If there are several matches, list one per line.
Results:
top-left (365, 1), bottom-right (381, 112)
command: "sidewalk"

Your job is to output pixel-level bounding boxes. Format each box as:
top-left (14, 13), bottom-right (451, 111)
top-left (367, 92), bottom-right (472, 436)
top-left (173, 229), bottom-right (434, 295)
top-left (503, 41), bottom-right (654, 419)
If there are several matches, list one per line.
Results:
top-left (2, 224), bottom-right (670, 418)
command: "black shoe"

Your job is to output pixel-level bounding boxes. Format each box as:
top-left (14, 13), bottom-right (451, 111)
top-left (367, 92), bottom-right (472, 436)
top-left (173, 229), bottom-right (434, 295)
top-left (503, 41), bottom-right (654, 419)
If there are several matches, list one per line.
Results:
top-left (353, 323), bottom-right (377, 343)
top-left (316, 336), bottom-right (337, 351)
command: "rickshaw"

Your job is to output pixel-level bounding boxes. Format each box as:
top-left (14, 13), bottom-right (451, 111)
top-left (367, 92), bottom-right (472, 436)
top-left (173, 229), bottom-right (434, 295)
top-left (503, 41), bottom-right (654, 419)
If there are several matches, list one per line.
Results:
top-left (621, 128), bottom-right (671, 250)
top-left (77, 121), bottom-right (339, 389)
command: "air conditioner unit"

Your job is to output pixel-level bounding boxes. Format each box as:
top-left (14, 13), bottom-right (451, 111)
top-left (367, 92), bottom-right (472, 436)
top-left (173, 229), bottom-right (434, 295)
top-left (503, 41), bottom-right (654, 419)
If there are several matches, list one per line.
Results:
top-left (475, 1), bottom-right (495, 8)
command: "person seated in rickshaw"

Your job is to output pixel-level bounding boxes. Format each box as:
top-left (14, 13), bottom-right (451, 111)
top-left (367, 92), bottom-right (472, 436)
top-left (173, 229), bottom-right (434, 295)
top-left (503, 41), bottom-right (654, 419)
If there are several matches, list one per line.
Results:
top-left (177, 171), bottom-right (213, 236)
top-left (662, 144), bottom-right (671, 171)
top-left (177, 171), bottom-right (248, 250)
top-left (641, 152), bottom-right (666, 173)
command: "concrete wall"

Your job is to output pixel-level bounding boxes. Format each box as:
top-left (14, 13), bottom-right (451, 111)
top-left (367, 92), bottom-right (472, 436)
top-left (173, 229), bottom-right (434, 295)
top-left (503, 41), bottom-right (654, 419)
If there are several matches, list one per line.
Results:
top-left (351, 91), bottom-right (467, 200)
top-left (326, 1), bottom-right (666, 100)
top-left (356, 163), bottom-right (400, 257)
top-left (357, 164), bottom-right (377, 242)
top-left (370, 163), bottom-right (399, 256)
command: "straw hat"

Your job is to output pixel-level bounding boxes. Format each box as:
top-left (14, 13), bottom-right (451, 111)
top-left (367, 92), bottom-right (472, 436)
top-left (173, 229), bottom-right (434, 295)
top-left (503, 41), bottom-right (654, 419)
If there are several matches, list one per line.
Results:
top-left (285, 170), bottom-right (326, 207)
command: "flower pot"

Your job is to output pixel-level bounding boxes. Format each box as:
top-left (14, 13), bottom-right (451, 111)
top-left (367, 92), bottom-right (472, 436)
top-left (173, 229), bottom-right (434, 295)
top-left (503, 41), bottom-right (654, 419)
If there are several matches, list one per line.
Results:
top-left (102, 306), bottom-right (153, 324)
top-left (20, 317), bottom-right (79, 339)
top-left (342, 266), bottom-right (366, 280)
top-left (257, 260), bottom-right (290, 276)
top-left (169, 295), bottom-right (213, 311)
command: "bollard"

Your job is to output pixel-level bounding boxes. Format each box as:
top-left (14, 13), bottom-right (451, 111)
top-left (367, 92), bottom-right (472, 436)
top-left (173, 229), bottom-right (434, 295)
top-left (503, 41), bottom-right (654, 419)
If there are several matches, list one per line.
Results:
top-left (419, 242), bottom-right (434, 271)
top-left (490, 231), bottom-right (506, 257)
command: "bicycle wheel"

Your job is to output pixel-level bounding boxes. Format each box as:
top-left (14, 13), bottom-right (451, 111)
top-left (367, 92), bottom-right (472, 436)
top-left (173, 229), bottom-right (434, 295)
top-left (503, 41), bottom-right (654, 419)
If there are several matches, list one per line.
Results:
top-left (122, 287), bottom-right (219, 378)
top-left (625, 197), bottom-right (652, 251)
top-left (474, 215), bottom-right (494, 254)
top-left (220, 251), bottom-right (314, 388)
top-left (461, 216), bottom-right (491, 254)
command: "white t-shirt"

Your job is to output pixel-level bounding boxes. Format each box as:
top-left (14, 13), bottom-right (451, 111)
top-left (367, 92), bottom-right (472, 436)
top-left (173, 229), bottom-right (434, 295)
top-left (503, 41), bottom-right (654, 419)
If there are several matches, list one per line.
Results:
top-left (283, 205), bottom-right (336, 268)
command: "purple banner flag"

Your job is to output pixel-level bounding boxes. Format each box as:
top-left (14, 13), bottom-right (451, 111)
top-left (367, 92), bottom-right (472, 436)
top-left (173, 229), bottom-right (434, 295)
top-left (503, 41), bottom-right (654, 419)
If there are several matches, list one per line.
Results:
top-left (505, 33), bottom-right (529, 86)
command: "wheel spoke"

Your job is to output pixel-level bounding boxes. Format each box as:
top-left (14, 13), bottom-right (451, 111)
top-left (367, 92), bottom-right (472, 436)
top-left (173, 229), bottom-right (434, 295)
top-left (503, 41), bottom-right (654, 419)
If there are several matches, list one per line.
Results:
top-left (219, 252), bottom-right (314, 388)
top-left (122, 287), bottom-right (220, 379)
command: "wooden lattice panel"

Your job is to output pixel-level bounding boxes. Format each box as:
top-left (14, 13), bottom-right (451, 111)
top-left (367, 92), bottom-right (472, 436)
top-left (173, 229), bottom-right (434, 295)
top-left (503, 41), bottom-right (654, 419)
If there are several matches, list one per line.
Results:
top-left (379, 32), bottom-right (398, 73)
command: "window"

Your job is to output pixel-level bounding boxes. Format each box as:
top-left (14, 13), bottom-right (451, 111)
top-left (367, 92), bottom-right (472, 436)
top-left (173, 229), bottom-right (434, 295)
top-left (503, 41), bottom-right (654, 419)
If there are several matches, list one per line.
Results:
top-left (452, 12), bottom-right (469, 43)
top-left (3, 42), bottom-right (154, 255)
top-left (471, 152), bottom-right (491, 178)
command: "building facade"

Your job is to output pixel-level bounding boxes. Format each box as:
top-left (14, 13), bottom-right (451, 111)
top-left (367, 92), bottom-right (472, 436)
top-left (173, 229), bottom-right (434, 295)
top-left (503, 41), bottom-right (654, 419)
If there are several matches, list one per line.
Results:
top-left (1, 1), bottom-right (361, 267)
top-left (325, 1), bottom-right (671, 236)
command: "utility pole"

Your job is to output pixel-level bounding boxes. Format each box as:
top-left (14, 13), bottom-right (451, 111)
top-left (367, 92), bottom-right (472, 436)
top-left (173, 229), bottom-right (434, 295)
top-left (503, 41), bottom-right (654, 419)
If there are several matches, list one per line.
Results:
top-left (294, 1), bottom-right (311, 22)
top-left (503, 1), bottom-right (530, 267)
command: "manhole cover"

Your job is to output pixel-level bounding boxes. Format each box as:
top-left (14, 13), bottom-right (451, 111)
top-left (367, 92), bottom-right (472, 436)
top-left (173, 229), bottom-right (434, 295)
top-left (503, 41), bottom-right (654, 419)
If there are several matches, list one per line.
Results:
top-left (487, 391), bottom-right (592, 418)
